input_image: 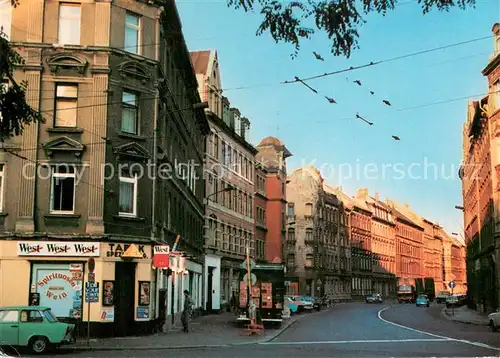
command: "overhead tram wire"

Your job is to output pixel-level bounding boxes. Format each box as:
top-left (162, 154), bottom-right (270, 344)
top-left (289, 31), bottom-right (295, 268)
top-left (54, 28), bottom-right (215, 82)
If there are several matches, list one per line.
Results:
top-left (282, 35), bottom-right (492, 84)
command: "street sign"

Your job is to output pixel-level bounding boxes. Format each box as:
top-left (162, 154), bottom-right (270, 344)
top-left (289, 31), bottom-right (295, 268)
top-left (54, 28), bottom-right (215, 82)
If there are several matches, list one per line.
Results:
top-left (88, 272), bottom-right (95, 283)
top-left (240, 258), bottom-right (256, 270)
top-left (88, 258), bottom-right (95, 273)
top-left (243, 273), bottom-right (257, 286)
top-left (448, 281), bottom-right (456, 289)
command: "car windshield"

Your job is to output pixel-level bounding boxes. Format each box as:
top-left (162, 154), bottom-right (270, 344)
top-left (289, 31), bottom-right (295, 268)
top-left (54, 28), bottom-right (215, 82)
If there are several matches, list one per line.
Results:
top-left (42, 309), bottom-right (58, 322)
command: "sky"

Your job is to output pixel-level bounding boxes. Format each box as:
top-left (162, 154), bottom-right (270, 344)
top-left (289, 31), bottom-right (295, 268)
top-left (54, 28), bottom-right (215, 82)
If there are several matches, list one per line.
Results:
top-left (176, 0), bottom-right (500, 237)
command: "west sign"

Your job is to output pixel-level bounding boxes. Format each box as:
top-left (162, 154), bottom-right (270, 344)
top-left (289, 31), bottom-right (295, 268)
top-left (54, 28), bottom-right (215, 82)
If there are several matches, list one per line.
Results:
top-left (17, 241), bottom-right (100, 257)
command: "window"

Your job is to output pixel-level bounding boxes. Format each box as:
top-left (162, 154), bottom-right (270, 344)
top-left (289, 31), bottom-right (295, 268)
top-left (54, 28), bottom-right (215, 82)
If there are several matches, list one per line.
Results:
top-left (493, 81), bottom-right (500, 112)
top-left (58, 4), bottom-right (81, 45)
top-left (287, 203), bottom-right (295, 216)
top-left (20, 310), bottom-right (43, 323)
top-left (0, 164), bottom-right (4, 211)
top-left (305, 203), bottom-right (313, 216)
top-left (305, 253), bottom-right (314, 267)
top-left (121, 91), bottom-right (139, 134)
top-left (0, 310), bottom-right (18, 322)
top-left (50, 165), bottom-right (76, 214)
top-left (119, 173), bottom-right (138, 217)
top-left (125, 12), bottom-right (140, 54)
top-left (0, 0), bottom-right (12, 39)
top-left (55, 84), bottom-right (78, 127)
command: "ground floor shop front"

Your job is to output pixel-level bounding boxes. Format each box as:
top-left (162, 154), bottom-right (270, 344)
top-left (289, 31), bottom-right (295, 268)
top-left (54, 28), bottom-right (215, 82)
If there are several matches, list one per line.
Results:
top-left (0, 238), bottom-right (157, 338)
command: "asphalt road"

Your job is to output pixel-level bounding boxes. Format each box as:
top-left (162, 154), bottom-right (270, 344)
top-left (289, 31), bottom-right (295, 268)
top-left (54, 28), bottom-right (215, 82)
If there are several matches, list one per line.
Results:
top-left (15, 302), bottom-right (500, 357)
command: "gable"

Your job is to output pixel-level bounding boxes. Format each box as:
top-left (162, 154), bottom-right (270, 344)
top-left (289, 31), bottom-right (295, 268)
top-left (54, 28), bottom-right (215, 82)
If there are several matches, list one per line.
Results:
top-left (43, 136), bottom-right (85, 158)
top-left (117, 60), bottom-right (152, 84)
top-left (46, 53), bottom-right (89, 75)
top-left (113, 142), bottom-right (151, 161)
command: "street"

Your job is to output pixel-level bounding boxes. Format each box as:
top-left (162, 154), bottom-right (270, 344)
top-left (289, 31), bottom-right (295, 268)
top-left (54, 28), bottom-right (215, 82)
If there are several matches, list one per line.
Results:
top-left (22, 302), bottom-right (499, 357)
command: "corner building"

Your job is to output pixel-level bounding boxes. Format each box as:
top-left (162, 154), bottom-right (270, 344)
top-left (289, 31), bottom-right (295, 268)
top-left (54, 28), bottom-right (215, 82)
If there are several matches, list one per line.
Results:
top-left (0, 0), bottom-right (207, 337)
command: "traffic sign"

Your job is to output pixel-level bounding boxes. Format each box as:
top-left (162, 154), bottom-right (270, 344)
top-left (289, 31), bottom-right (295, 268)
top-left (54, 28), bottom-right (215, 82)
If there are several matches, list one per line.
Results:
top-left (88, 258), bottom-right (95, 273)
top-left (448, 281), bottom-right (456, 289)
top-left (240, 258), bottom-right (256, 270)
top-left (243, 273), bottom-right (257, 285)
top-left (88, 272), bottom-right (95, 283)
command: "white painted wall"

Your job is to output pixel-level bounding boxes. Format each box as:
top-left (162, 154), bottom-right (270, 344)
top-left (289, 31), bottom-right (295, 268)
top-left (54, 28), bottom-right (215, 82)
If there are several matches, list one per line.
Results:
top-left (204, 254), bottom-right (221, 311)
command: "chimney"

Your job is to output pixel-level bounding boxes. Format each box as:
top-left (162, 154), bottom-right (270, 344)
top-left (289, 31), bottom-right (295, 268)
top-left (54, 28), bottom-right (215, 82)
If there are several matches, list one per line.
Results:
top-left (356, 188), bottom-right (368, 201)
top-left (374, 192), bottom-right (380, 201)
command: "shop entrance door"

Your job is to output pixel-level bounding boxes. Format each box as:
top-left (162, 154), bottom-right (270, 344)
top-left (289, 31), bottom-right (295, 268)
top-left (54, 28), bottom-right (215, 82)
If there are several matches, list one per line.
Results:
top-left (114, 262), bottom-right (136, 336)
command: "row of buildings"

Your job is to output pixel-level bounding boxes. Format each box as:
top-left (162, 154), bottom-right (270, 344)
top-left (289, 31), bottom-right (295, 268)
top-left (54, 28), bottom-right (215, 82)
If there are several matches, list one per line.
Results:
top-left (0, 0), bottom-right (468, 339)
top-left (460, 23), bottom-right (500, 313)
top-left (284, 167), bottom-right (467, 300)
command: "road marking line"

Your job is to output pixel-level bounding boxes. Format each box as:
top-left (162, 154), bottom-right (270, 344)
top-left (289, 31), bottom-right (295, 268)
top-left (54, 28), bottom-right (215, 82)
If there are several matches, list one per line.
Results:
top-left (377, 307), bottom-right (500, 352)
top-left (260, 338), bottom-right (449, 345)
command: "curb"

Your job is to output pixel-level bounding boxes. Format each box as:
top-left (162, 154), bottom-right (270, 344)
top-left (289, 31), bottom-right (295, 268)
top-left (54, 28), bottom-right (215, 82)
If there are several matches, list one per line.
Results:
top-left (71, 309), bottom-right (324, 351)
top-left (440, 307), bottom-right (488, 326)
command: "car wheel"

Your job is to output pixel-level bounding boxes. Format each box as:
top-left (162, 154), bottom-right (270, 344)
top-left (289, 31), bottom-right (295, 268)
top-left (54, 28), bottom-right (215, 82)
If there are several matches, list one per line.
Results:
top-left (427, 304), bottom-right (430, 307)
top-left (29, 336), bottom-right (49, 354)
top-left (490, 320), bottom-right (497, 332)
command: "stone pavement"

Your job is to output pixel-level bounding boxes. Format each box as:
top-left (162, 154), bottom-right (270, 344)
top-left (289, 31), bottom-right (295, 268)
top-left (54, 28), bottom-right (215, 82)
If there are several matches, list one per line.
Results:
top-left (74, 309), bottom-right (326, 351)
top-left (441, 305), bottom-right (489, 325)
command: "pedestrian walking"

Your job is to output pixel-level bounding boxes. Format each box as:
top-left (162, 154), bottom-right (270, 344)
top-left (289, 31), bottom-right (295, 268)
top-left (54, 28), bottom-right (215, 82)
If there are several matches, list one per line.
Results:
top-left (181, 290), bottom-right (194, 332)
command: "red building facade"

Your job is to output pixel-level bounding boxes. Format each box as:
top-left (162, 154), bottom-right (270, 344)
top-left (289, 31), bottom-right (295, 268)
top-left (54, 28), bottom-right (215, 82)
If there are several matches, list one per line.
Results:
top-left (255, 137), bottom-right (292, 263)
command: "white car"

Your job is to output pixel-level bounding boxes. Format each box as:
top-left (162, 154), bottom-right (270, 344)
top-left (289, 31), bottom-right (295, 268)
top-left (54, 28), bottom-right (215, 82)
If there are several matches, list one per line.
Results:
top-left (488, 309), bottom-right (500, 332)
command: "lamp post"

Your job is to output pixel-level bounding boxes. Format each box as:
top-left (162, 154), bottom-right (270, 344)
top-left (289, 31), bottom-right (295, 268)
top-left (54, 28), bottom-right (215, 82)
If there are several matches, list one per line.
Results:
top-left (205, 185), bottom-right (237, 204)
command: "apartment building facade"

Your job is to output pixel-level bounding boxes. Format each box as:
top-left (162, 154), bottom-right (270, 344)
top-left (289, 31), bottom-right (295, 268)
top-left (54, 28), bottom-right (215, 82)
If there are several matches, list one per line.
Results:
top-left (357, 190), bottom-right (397, 297)
top-left (154, 0), bottom-right (209, 330)
top-left (421, 219), bottom-right (444, 292)
top-left (285, 166), bottom-right (351, 301)
top-left (255, 136), bottom-right (291, 263)
top-left (190, 49), bottom-right (257, 312)
top-left (336, 190), bottom-right (373, 299)
top-left (459, 23), bottom-right (500, 312)
top-left (254, 160), bottom-right (268, 263)
top-left (386, 202), bottom-right (424, 286)
top-left (0, 0), bottom-right (162, 337)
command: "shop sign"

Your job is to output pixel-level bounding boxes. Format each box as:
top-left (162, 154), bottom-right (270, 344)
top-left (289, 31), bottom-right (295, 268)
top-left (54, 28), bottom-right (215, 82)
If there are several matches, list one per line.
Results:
top-left (152, 245), bottom-right (170, 268)
top-left (85, 282), bottom-right (99, 303)
top-left (17, 241), bottom-right (100, 257)
top-left (105, 243), bottom-right (149, 259)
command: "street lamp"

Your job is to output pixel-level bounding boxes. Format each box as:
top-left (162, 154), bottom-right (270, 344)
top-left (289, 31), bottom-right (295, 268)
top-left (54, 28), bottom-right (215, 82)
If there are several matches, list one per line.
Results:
top-left (193, 101), bottom-right (209, 110)
top-left (205, 185), bottom-right (236, 204)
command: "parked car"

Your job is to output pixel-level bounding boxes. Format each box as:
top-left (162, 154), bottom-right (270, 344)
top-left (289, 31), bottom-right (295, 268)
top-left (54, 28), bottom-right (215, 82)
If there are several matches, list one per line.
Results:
top-left (435, 291), bottom-right (451, 304)
top-left (416, 294), bottom-right (430, 307)
top-left (284, 296), bottom-right (299, 315)
top-left (488, 309), bottom-right (500, 332)
top-left (292, 296), bottom-right (313, 312)
top-left (0, 306), bottom-right (76, 354)
top-left (365, 293), bottom-right (383, 303)
top-left (446, 294), bottom-right (467, 308)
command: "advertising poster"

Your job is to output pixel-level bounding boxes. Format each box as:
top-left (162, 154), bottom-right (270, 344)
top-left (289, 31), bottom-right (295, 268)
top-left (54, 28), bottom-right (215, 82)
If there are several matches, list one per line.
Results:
top-left (136, 307), bottom-right (149, 319)
top-left (102, 281), bottom-right (114, 306)
top-left (138, 281), bottom-right (150, 306)
top-left (32, 264), bottom-right (83, 319)
top-left (101, 307), bottom-right (114, 322)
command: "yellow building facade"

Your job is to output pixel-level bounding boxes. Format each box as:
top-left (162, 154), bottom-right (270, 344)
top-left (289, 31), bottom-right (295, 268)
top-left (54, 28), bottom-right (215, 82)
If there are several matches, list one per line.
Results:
top-left (0, 239), bottom-right (155, 336)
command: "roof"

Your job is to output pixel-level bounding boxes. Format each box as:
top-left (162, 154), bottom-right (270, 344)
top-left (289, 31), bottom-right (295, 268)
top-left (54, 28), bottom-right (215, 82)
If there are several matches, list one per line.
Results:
top-left (257, 136), bottom-right (292, 158)
top-left (0, 306), bottom-right (51, 310)
top-left (190, 50), bottom-right (211, 75)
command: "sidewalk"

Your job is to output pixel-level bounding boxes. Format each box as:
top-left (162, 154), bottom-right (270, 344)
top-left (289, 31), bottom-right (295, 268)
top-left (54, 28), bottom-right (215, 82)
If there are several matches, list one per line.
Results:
top-left (441, 305), bottom-right (489, 326)
top-left (73, 309), bottom-right (324, 351)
